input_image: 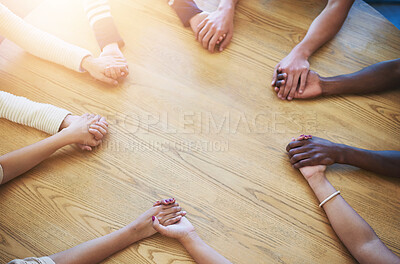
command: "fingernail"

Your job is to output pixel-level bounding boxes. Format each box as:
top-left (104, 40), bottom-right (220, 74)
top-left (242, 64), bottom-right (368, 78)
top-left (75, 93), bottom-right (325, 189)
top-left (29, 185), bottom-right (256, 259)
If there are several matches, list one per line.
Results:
top-left (271, 81), bottom-right (274, 85)
top-left (114, 81), bottom-right (118, 85)
top-left (121, 72), bottom-right (125, 76)
top-left (288, 97), bottom-right (292, 100)
top-left (152, 216), bottom-right (155, 222)
top-left (299, 90), bottom-right (303, 94)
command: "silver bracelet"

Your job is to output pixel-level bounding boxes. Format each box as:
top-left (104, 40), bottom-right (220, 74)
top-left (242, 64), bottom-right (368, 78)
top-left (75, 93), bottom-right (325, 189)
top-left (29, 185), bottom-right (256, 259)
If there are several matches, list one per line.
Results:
top-left (319, 191), bottom-right (341, 208)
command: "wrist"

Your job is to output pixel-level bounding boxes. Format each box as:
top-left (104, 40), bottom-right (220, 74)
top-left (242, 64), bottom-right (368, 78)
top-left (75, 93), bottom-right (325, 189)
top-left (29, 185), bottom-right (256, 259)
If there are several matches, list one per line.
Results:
top-left (178, 230), bottom-right (200, 246)
top-left (59, 114), bottom-right (72, 131)
top-left (54, 129), bottom-right (76, 147)
top-left (217, 3), bottom-right (235, 13)
top-left (307, 173), bottom-right (328, 190)
top-left (81, 55), bottom-right (94, 72)
top-left (335, 144), bottom-right (351, 165)
top-left (126, 222), bottom-right (146, 243)
top-left (320, 76), bottom-right (342, 96)
top-left (291, 44), bottom-right (312, 60)
top-left (102, 42), bottom-right (119, 52)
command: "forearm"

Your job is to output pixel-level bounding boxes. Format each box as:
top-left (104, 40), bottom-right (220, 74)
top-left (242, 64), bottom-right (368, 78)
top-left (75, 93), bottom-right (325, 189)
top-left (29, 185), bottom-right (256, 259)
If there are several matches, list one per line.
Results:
top-left (336, 145), bottom-right (400, 177)
top-left (0, 4), bottom-right (91, 72)
top-left (180, 232), bottom-right (231, 264)
top-left (308, 176), bottom-right (398, 263)
top-left (0, 130), bottom-right (71, 184)
top-left (50, 223), bottom-right (141, 264)
top-left (321, 59), bottom-right (400, 96)
top-left (293, 0), bottom-right (353, 58)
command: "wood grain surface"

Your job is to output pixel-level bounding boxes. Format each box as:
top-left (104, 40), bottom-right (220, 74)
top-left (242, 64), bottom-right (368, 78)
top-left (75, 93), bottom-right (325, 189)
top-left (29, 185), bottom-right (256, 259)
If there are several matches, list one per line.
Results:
top-left (0, 0), bottom-right (399, 263)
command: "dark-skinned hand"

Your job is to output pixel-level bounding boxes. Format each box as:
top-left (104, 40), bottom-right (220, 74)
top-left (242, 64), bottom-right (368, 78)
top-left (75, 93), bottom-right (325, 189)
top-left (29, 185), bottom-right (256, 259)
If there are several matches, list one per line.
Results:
top-left (286, 136), bottom-right (341, 169)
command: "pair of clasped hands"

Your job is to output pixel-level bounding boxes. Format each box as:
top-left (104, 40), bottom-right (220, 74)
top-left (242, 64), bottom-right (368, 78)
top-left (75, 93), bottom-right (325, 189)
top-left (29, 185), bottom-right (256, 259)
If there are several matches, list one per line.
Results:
top-left (81, 43), bottom-right (129, 86)
top-left (271, 49), bottom-right (323, 100)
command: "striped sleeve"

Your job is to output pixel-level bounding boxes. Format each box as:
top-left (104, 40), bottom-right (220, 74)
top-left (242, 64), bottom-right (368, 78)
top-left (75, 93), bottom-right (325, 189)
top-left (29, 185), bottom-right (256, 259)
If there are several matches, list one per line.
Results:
top-left (84, 0), bottom-right (125, 50)
top-left (0, 4), bottom-right (92, 72)
top-left (0, 91), bottom-right (71, 135)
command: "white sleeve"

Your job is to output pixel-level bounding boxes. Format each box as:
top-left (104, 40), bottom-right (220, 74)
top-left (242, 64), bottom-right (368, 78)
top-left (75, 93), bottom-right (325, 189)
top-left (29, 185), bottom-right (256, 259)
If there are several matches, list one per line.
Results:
top-left (0, 3), bottom-right (92, 72)
top-left (8, 256), bottom-right (55, 264)
top-left (0, 91), bottom-right (71, 135)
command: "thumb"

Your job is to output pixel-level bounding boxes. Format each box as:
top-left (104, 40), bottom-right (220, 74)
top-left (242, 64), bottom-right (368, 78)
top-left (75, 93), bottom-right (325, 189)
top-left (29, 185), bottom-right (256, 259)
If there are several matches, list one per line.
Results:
top-left (99, 74), bottom-right (118, 86)
top-left (152, 216), bottom-right (167, 234)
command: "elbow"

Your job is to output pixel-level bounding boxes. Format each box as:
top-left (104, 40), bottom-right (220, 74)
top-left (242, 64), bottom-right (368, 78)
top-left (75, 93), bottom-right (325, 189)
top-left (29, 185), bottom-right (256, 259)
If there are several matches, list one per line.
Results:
top-left (354, 239), bottom-right (378, 263)
top-left (352, 237), bottom-right (396, 264)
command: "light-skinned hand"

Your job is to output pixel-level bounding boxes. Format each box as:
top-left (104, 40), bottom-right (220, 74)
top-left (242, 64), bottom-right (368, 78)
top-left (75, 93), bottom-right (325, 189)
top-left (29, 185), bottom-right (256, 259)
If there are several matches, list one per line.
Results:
top-left (81, 55), bottom-right (128, 86)
top-left (272, 50), bottom-right (310, 100)
top-left (62, 114), bottom-right (106, 151)
top-left (101, 43), bottom-right (129, 80)
top-left (131, 198), bottom-right (187, 240)
top-left (274, 69), bottom-right (323, 99)
top-left (194, 8), bottom-right (235, 53)
top-left (152, 216), bottom-right (196, 242)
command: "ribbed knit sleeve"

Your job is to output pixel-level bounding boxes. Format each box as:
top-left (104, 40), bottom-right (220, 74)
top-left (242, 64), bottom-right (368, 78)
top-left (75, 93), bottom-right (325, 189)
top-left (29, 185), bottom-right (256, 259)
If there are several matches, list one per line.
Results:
top-left (0, 4), bottom-right (92, 72)
top-left (0, 91), bottom-right (71, 135)
top-left (84, 0), bottom-right (125, 50)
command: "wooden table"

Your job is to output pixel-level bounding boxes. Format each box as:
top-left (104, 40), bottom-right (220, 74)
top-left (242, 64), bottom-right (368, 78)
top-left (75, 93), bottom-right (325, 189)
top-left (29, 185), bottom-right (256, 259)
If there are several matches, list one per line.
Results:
top-left (0, 0), bottom-right (399, 263)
